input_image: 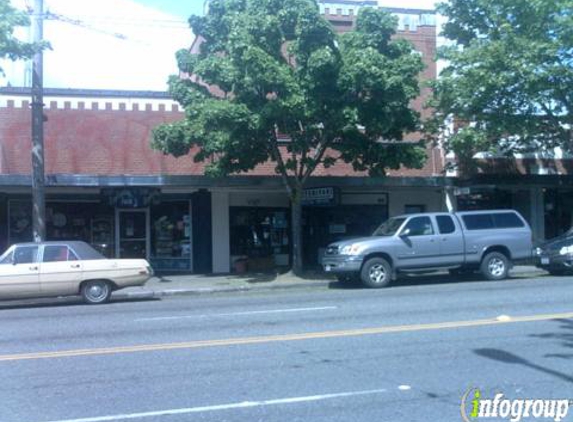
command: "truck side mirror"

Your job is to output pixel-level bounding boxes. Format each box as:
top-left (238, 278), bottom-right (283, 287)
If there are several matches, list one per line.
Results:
top-left (400, 228), bottom-right (411, 237)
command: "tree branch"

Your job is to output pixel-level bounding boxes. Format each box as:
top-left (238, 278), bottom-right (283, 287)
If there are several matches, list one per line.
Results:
top-left (270, 132), bottom-right (294, 198)
top-left (301, 136), bottom-right (332, 186)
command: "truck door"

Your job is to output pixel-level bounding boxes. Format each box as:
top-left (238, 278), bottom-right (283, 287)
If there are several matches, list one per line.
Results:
top-left (435, 214), bottom-right (465, 265)
top-left (395, 216), bottom-right (440, 268)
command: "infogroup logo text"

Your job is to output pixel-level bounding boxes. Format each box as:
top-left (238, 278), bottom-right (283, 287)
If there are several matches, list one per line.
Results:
top-left (461, 388), bottom-right (570, 422)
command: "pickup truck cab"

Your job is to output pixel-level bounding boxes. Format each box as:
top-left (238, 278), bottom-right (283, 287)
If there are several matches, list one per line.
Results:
top-left (321, 210), bottom-right (532, 288)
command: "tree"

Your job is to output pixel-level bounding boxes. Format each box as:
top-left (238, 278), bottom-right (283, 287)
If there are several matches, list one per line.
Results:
top-left (0, 0), bottom-right (47, 75)
top-left (429, 0), bottom-right (573, 172)
top-left (152, 0), bottom-right (425, 274)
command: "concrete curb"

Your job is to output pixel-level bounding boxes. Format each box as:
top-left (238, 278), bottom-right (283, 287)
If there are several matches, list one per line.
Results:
top-left (112, 280), bottom-right (329, 300)
top-left (112, 268), bottom-right (547, 300)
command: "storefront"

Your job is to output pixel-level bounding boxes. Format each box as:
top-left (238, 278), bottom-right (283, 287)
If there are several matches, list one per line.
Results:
top-left (4, 190), bottom-right (195, 273)
top-left (453, 177), bottom-right (573, 241)
top-left (543, 188), bottom-right (573, 239)
top-left (1, 177), bottom-right (452, 274)
top-left (302, 189), bottom-right (389, 267)
top-left (229, 207), bottom-right (290, 271)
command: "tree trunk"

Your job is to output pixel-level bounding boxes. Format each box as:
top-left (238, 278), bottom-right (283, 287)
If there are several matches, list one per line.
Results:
top-left (290, 192), bottom-right (303, 276)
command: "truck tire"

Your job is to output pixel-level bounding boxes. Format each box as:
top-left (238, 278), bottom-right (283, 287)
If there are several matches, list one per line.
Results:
top-left (360, 257), bottom-right (392, 288)
top-left (480, 252), bottom-right (509, 281)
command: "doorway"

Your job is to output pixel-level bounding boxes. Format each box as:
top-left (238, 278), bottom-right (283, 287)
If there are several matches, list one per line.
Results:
top-left (116, 209), bottom-right (149, 259)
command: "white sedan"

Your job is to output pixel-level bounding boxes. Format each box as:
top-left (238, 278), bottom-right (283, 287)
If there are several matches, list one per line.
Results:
top-left (0, 241), bottom-right (153, 304)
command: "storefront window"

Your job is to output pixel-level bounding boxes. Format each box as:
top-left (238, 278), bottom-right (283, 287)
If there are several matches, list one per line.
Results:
top-left (8, 200), bottom-right (114, 256)
top-left (8, 200), bottom-right (32, 244)
top-left (544, 188), bottom-right (573, 239)
top-left (150, 201), bottom-right (191, 271)
top-left (302, 205), bottom-right (388, 267)
top-left (230, 207), bottom-right (290, 270)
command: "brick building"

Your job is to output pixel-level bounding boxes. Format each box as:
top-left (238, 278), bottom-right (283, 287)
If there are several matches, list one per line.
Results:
top-left (0, 3), bottom-right (450, 273)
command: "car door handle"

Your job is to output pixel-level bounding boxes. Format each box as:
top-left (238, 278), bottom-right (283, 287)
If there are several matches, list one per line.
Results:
top-left (29, 266), bottom-right (38, 271)
top-left (71, 264), bottom-right (81, 269)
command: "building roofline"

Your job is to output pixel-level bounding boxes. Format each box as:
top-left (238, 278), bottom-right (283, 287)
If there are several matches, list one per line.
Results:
top-left (0, 86), bottom-right (171, 99)
top-left (381, 7), bottom-right (436, 15)
top-left (0, 174), bottom-right (455, 188)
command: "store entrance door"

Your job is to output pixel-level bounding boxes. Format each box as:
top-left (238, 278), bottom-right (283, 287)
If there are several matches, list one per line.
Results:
top-left (116, 209), bottom-right (149, 259)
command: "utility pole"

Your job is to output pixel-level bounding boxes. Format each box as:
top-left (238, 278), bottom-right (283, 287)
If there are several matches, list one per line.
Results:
top-left (31, 0), bottom-right (46, 242)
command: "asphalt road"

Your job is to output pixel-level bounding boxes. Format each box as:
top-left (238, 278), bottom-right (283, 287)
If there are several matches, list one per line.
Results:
top-left (1, 274), bottom-right (573, 422)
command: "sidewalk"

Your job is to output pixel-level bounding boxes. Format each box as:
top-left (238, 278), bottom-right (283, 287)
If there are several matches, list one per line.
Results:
top-left (112, 265), bottom-right (547, 300)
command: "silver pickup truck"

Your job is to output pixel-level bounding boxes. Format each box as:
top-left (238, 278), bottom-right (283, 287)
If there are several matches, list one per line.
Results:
top-left (321, 210), bottom-right (532, 288)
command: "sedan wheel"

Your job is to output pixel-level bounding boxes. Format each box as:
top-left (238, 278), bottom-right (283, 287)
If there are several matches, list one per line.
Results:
top-left (81, 280), bottom-right (112, 304)
top-left (360, 257), bottom-right (392, 288)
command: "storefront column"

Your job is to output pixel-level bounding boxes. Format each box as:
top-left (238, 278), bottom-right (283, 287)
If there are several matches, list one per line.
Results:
top-left (211, 191), bottom-right (230, 273)
top-left (531, 187), bottom-right (545, 241)
top-left (444, 187), bottom-right (457, 212)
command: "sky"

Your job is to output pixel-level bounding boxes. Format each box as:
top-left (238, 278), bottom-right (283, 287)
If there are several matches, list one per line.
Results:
top-left (1, 0), bottom-right (439, 92)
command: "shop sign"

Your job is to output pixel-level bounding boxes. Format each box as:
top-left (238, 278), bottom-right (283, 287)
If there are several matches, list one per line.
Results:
top-left (454, 187), bottom-right (471, 196)
top-left (301, 187), bottom-right (339, 206)
top-left (104, 188), bottom-right (160, 208)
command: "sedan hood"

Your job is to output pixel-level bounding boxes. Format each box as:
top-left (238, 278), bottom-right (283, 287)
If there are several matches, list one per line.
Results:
top-left (537, 233), bottom-right (573, 254)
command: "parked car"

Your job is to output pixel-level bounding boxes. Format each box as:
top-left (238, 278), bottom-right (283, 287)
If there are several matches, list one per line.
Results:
top-left (321, 210), bottom-right (532, 288)
top-left (534, 229), bottom-right (573, 275)
top-left (0, 241), bottom-right (153, 304)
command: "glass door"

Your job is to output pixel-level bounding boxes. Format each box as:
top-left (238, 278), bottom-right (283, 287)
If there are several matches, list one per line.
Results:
top-left (116, 209), bottom-right (149, 259)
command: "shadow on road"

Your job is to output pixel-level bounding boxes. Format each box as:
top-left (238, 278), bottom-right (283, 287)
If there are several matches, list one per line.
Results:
top-left (327, 272), bottom-right (490, 290)
top-left (474, 345), bottom-right (573, 384)
top-left (530, 318), bottom-right (573, 360)
top-left (0, 296), bottom-right (158, 311)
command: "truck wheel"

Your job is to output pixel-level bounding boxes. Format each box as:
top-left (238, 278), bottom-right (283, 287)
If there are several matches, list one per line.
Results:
top-left (360, 258), bottom-right (392, 288)
top-left (480, 252), bottom-right (509, 280)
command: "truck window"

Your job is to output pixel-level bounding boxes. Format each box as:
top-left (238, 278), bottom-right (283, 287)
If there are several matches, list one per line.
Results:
top-left (462, 214), bottom-right (494, 230)
top-left (436, 215), bottom-right (456, 234)
top-left (373, 217), bottom-right (406, 236)
top-left (403, 216), bottom-right (434, 236)
top-left (492, 213), bottom-right (525, 228)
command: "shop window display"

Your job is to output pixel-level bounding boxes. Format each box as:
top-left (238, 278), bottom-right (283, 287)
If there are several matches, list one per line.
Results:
top-left (150, 201), bottom-right (191, 271)
top-left (230, 207), bottom-right (290, 270)
top-left (8, 200), bottom-right (114, 256)
top-left (302, 205), bottom-right (388, 267)
top-left (8, 200), bottom-right (32, 244)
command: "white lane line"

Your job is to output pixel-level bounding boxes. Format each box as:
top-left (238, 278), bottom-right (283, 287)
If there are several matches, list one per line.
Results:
top-left (41, 388), bottom-right (388, 422)
top-left (135, 306), bottom-right (338, 321)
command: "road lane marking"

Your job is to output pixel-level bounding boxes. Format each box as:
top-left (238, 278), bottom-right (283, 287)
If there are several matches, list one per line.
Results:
top-left (135, 306), bottom-right (338, 321)
top-left (2, 311), bottom-right (573, 362)
top-left (40, 388), bottom-right (389, 422)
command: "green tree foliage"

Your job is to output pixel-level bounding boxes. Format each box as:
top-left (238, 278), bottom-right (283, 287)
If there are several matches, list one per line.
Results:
top-left (0, 0), bottom-right (47, 74)
top-left (152, 0), bottom-right (425, 273)
top-left (430, 0), bottom-right (573, 169)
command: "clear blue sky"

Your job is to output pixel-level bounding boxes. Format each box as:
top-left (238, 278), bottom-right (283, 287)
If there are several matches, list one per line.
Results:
top-left (133, 0), bottom-right (206, 20)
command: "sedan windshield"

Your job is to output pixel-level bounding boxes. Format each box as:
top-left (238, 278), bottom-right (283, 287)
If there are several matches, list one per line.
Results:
top-left (372, 217), bottom-right (406, 236)
top-left (0, 247), bottom-right (14, 264)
